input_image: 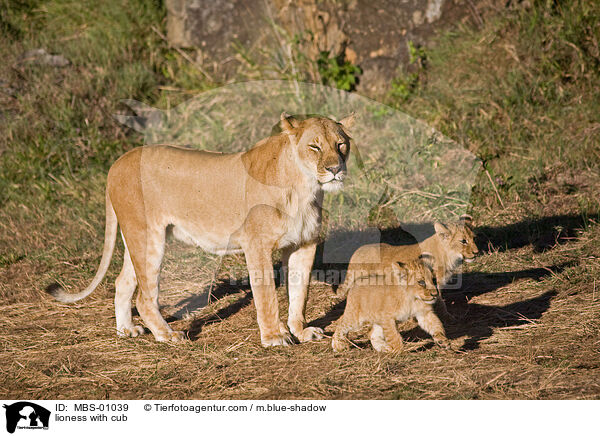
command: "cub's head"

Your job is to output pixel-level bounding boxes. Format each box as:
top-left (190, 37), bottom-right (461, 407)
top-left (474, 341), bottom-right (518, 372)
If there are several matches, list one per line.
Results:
top-left (281, 113), bottom-right (354, 192)
top-left (393, 254), bottom-right (439, 304)
top-left (434, 215), bottom-right (479, 265)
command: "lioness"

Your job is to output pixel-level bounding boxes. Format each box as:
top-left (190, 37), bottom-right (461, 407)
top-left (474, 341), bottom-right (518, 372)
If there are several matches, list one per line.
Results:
top-left (48, 113), bottom-right (355, 346)
top-left (332, 254), bottom-right (450, 352)
top-left (337, 216), bottom-right (478, 317)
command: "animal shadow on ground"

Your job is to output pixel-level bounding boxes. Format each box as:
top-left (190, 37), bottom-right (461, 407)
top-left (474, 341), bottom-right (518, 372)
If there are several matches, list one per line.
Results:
top-left (449, 289), bottom-right (557, 351)
top-left (162, 279), bottom-right (252, 341)
top-left (475, 213), bottom-right (588, 253)
top-left (314, 213), bottom-right (588, 284)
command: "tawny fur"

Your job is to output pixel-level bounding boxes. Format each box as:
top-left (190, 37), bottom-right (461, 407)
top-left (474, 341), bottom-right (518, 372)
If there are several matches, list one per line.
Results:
top-left (332, 256), bottom-right (450, 353)
top-left (337, 217), bottom-right (479, 318)
top-left (48, 113), bottom-right (355, 346)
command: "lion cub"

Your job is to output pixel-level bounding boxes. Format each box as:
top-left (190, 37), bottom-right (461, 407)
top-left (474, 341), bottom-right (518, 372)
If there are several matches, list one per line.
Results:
top-left (332, 254), bottom-right (449, 353)
top-left (337, 216), bottom-right (478, 317)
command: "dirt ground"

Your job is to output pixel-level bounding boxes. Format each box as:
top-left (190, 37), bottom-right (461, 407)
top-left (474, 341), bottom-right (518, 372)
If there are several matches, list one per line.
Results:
top-left (1, 197), bottom-right (599, 400)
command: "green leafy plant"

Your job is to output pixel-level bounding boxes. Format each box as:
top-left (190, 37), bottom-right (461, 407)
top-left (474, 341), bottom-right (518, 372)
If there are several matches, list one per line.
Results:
top-left (389, 41), bottom-right (427, 103)
top-left (316, 50), bottom-right (362, 91)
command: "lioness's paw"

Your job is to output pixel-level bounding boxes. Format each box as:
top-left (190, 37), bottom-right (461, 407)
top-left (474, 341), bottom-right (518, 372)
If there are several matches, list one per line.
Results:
top-left (117, 325), bottom-right (145, 338)
top-left (296, 326), bottom-right (324, 343)
top-left (261, 332), bottom-right (293, 347)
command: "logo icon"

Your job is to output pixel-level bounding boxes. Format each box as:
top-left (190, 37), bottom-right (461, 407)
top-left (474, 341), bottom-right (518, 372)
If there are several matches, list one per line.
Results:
top-left (3, 402), bottom-right (50, 434)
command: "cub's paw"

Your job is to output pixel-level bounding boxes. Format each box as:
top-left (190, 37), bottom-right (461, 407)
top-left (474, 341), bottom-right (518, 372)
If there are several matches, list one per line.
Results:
top-left (332, 335), bottom-right (350, 352)
top-left (155, 330), bottom-right (188, 343)
top-left (117, 325), bottom-right (145, 338)
top-left (261, 332), bottom-right (293, 347)
top-left (296, 326), bottom-right (324, 343)
top-left (168, 330), bottom-right (188, 342)
top-left (433, 334), bottom-right (452, 350)
top-left (371, 340), bottom-right (392, 353)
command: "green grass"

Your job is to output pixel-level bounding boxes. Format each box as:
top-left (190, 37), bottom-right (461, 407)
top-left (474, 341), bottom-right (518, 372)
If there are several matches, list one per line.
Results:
top-left (0, 0), bottom-right (216, 269)
top-left (387, 0), bottom-right (600, 216)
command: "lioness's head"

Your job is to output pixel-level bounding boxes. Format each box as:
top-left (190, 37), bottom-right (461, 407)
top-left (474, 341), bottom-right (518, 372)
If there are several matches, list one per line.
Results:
top-left (434, 215), bottom-right (479, 265)
top-left (393, 254), bottom-right (439, 304)
top-left (281, 113), bottom-right (355, 192)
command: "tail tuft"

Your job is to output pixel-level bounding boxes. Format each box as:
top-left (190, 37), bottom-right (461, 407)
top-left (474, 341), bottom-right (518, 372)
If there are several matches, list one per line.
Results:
top-left (45, 282), bottom-right (80, 303)
top-left (45, 282), bottom-right (62, 298)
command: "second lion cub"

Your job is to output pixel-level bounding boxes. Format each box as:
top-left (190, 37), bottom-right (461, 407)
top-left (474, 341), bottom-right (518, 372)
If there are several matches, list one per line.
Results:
top-left (332, 255), bottom-right (450, 353)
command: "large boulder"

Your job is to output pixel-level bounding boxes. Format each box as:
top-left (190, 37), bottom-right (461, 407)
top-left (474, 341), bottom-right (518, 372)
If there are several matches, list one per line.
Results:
top-left (165, 0), bottom-right (477, 96)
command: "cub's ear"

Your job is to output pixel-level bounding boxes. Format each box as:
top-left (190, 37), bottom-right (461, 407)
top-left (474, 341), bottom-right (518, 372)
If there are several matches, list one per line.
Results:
top-left (419, 252), bottom-right (435, 271)
top-left (434, 221), bottom-right (451, 239)
top-left (339, 113), bottom-right (355, 131)
top-left (280, 112), bottom-right (299, 132)
top-left (392, 261), bottom-right (408, 281)
top-left (459, 214), bottom-right (474, 228)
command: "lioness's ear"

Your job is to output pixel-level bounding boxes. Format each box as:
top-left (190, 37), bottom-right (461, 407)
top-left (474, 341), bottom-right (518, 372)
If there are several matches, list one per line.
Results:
top-left (280, 112), bottom-right (299, 132)
top-left (339, 113), bottom-right (355, 131)
top-left (419, 252), bottom-right (435, 271)
top-left (434, 222), bottom-right (450, 239)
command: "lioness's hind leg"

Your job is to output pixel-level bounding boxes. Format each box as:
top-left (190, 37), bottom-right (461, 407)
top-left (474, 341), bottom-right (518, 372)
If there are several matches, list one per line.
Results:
top-left (115, 240), bottom-right (144, 337)
top-left (127, 226), bottom-right (186, 342)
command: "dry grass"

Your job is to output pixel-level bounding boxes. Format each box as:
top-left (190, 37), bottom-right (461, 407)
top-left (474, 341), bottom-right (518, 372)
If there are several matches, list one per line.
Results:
top-left (1, 193), bottom-right (600, 399)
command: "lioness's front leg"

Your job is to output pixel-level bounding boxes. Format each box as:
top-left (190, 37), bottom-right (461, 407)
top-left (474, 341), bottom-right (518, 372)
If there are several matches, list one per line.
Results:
top-left (283, 243), bottom-right (324, 342)
top-left (244, 247), bottom-right (292, 347)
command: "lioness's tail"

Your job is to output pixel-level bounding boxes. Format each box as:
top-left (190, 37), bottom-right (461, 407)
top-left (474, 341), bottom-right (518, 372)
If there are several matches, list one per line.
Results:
top-left (47, 191), bottom-right (118, 303)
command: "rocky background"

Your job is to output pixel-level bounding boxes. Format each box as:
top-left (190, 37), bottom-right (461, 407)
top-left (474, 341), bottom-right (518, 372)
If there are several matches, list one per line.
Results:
top-left (165, 0), bottom-right (482, 96)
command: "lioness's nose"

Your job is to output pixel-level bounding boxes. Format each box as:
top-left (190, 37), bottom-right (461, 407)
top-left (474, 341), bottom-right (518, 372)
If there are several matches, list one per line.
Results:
top-left (326, 164), bottom-right (342, 175)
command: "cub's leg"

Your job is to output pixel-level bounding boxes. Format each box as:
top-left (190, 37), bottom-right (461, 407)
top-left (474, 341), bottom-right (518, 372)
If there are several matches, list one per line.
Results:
top-left (369, 324), bottom-right (392, 352)
top-left (126, 225), bottom-right (185, 342)
top-left (114, 237), bottom-right (144, 337)
top-left (380, 318), bottom-right (404, 353)
top-left (332, 316), bottom-right (355, 352)
top-left (283, 243), bottom-right (323, 343)
top-left (435, 296), bottom-right (455, 322)
top-left (416, 309), bottom-right (450, 349)
top-left (336, 264), bottom-right (356, 298)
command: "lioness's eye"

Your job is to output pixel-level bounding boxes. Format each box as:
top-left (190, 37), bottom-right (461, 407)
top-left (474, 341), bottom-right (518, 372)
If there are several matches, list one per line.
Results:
top-left (308, 144), bottom-right (321, 152)
top-left (460, 239), bottom-right (467, 244)
top-left (418, 280), bottom-right (426, 287)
